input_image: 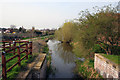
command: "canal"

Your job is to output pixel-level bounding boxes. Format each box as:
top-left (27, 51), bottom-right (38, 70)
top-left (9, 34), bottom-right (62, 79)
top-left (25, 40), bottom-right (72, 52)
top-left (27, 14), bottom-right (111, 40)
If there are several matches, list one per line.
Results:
top-left (47, 40), bottom-right (76, 78)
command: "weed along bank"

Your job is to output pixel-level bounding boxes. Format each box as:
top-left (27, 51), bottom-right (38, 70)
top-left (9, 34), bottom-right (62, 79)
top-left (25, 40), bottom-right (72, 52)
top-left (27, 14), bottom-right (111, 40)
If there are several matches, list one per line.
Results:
top-left (94, 53), bottom-right (119, 78)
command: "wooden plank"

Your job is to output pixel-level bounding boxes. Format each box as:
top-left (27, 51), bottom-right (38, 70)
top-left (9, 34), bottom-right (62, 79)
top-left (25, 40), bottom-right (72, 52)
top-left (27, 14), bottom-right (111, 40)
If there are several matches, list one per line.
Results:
top-left (6, 55), bottom-right (18, 63)
top-left (20, 49), bottom-right (26, 54)
top-left (20, 55), bottom-right (26, 61)
top-left (5, 43), bottom-right (27, 53)
top-left (6, 62), bottom-right (18, 72)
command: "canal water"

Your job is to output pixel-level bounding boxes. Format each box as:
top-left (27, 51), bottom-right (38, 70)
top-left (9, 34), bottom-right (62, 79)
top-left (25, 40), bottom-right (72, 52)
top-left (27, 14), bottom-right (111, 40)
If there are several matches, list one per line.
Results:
top-left (47, 40), bottom-right (76, 78)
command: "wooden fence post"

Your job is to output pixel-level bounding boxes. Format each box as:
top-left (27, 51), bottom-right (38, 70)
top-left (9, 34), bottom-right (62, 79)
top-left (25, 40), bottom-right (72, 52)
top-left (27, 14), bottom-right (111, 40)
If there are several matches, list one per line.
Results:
top-left (26, 43), bottom-right (28, 59)
top-left (3, 42), bottom-right (5, 51)
top-left (30, 42), bottom-right (32, 55)
top-left (13, 41), bottom-right (16, 55)
top-left (17, 46), bottom-right (21, 66)
top-left (2, 51), bottom-right (6, 80)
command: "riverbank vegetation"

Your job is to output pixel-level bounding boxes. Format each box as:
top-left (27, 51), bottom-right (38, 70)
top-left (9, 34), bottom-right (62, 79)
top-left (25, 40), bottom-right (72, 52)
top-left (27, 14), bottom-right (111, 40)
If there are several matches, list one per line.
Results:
top-left (55, 5), bottom-right (119, 78)
top-left (41, 36), bottom-right (54, 78)
top-left (75, 58), bottom-right (102, 78)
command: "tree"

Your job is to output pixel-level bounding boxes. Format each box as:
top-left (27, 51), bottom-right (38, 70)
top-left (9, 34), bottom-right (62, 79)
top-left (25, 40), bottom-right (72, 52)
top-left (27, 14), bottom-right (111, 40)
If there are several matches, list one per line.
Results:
top-left (75, 5), bottom-right (119, 55)
top-left (55, 5), bottom-right (119, 57)
top-left (34, 30), bottom-right (42, 36)
top-left (19, 27), bottom-right (22, 32)
top-left (55, 28), bottom-right (63, 41)
top-left (55, 22), bottom-right (75, 43)
top-left (116, 1), bottom-right (120, 13)
top-left (19, 27), bottom-right (26, 33)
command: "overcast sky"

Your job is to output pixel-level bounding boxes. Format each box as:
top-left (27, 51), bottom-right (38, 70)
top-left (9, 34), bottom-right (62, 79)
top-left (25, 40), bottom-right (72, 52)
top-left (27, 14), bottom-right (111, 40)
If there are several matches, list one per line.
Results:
top-left (0, 0), bottom-right (119, 29)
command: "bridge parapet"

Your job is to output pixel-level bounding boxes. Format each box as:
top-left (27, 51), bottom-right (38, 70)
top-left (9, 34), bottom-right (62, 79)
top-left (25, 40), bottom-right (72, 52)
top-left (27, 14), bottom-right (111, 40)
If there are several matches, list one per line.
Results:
top-left (94, 53), bottom-right (119, 78)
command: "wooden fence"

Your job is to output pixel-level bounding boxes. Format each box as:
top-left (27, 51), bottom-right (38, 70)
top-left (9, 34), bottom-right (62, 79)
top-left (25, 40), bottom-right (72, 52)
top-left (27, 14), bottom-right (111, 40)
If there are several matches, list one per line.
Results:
top-left (0, 40), bottom-right (32, 80)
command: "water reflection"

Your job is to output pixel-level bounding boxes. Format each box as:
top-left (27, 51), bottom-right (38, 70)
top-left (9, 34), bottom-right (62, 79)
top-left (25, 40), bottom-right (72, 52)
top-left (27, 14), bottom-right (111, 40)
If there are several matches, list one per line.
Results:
top-left (47, 40), bottom-right (76, 78)
top-left (55, 43), bottom-right (76, 64)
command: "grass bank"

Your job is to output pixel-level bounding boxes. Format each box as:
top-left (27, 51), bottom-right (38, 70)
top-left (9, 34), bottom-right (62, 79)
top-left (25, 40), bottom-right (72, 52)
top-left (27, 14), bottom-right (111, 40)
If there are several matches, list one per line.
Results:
top-left (74, 43), bottom-right (119, 78)
top-left (73, 44), bottom-right (104, 78)
top-left (40, 35), bottom-right (54, 40)
top-left (6, 55), bottom-right (34, 79)
top-left (75, 58), bottom-right (102, 79)
top-left (41, 35), bottom-right (55, 78)
top-left (101, 54), bottom-right (119, 65)
top-left (42, 45), bottom-right (52, 78)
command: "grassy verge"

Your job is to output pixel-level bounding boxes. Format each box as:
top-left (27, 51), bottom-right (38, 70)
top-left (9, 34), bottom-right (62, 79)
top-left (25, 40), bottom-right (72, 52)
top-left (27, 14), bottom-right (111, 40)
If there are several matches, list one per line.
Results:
top-left (40, 35), bottom-right (55, 78)
top-left (75, 58), bottom-right (102, 79)
top-left (74, 44), bottom-right (104, 78)
top-left (74, 43), bottom-right (119, 78)
top-left (101, 54), bottom-right (119, 65)
top-left (41, 40), bottom-right (52, 78)
top-left (40, 35), bottom-right (54, 40)
top-left (92, 43), bottom-right (119, 65)
top-left (42, 45), bottom-right (49, 54)
top-left (3, 45), bottom-right (35, 79)
top-left (45, 46), bottom-right (53, 78)
top-left (22, 37), bottom-right (39, 40)
top-left (6, 55), bottom-right (34, 79)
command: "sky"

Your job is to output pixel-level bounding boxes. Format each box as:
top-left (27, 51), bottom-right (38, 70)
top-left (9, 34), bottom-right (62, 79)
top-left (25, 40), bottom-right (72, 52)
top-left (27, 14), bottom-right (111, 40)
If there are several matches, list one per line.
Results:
top-left (0, 0), bottom-right (119, 29)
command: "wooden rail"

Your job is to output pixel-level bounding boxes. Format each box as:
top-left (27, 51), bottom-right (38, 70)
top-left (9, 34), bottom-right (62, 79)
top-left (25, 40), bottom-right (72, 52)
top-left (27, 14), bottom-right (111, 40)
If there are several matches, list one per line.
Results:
top-left (0, 41), bottom-right (32, 80)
